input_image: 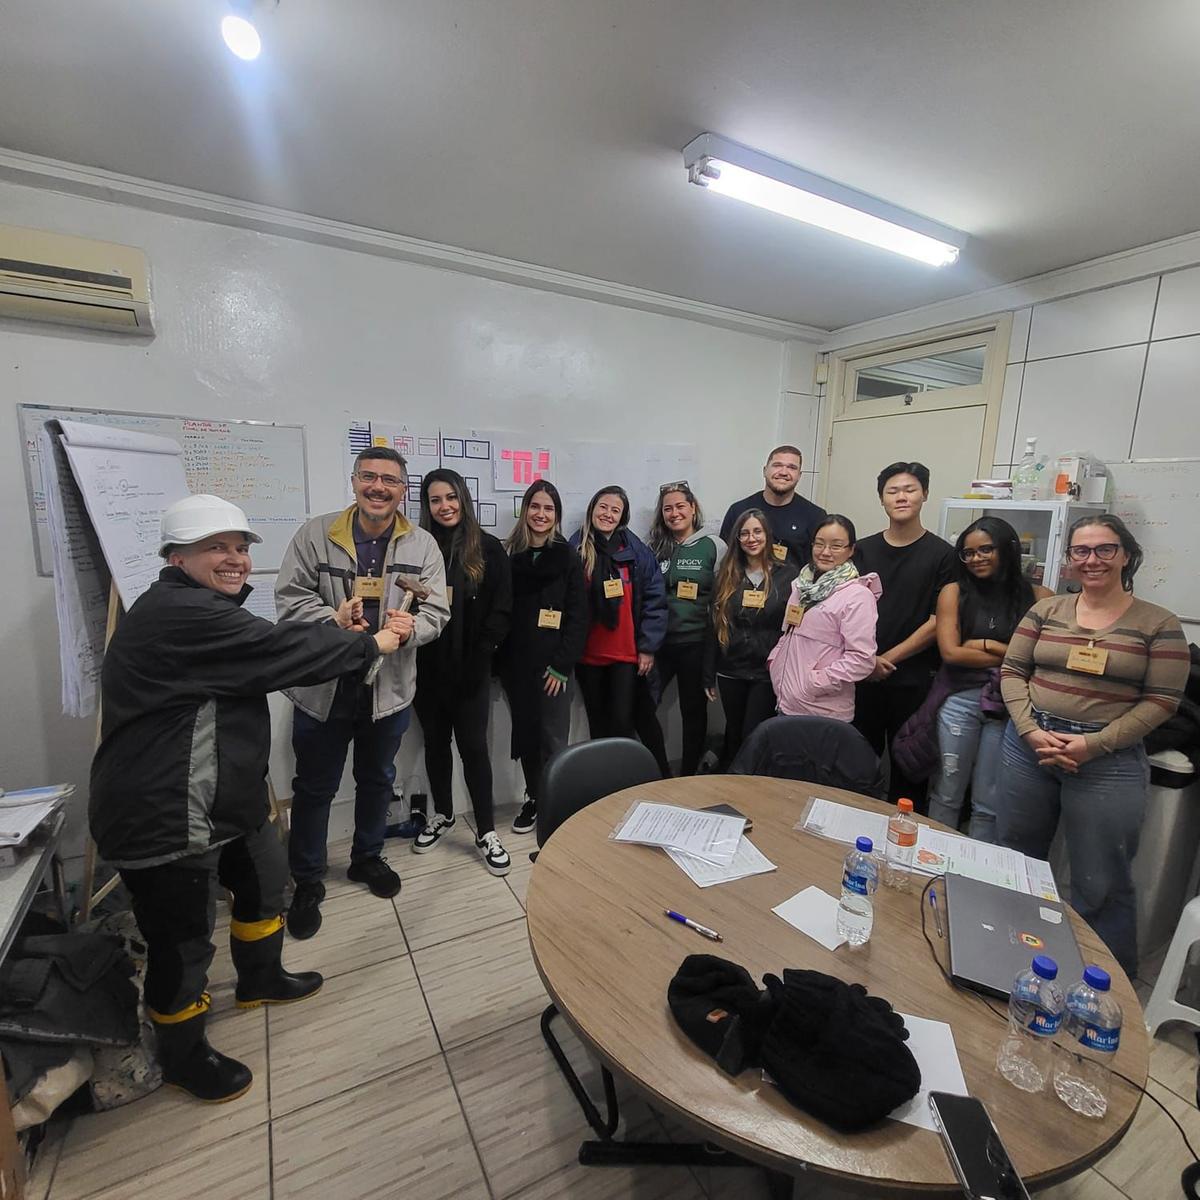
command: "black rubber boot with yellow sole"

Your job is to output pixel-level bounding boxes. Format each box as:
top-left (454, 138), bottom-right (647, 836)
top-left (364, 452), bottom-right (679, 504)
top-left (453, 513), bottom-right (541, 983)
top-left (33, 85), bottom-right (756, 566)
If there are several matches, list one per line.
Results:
top-left (153, 1000), bottom-right (253, 1104)
top-left (231, 921), bottom-right (323, 1010)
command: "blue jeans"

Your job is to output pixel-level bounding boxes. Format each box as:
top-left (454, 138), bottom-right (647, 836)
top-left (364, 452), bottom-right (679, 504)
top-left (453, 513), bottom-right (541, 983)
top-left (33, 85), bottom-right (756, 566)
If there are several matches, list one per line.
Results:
top-left (996, 714), bottom-right (1148, 977)
top-left (927, 688), bottom-right (1005, 843)
top-left (289, 689), bottom-right (411, 883)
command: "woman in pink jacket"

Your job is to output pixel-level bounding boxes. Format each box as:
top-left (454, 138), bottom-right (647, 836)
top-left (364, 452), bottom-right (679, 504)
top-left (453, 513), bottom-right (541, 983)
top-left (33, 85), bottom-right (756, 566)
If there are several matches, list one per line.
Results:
top-left (768, 515), bottom-right (881, 721)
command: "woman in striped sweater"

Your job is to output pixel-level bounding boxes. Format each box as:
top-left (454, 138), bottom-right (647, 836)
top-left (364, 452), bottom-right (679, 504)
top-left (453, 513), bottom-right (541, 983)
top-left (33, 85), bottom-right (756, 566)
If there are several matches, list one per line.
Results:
top-left (997, 514), bottom-right (1189, 977)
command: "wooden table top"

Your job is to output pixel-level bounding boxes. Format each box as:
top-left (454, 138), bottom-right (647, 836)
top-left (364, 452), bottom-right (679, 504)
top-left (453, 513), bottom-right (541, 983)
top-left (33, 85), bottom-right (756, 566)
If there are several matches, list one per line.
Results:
top-left (526, 776), bottom-right (1148, 1194)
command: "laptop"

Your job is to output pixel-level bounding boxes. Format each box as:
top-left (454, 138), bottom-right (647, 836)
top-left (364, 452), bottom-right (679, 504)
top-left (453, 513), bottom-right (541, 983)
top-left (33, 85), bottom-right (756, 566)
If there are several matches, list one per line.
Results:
top-left (945, 873), bottom-right (1084, 999)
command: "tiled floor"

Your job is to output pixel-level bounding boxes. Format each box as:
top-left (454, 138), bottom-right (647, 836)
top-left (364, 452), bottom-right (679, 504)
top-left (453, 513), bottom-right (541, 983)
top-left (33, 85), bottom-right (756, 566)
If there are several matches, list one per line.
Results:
top-left (27, 809), bottom-right (1200, 1199)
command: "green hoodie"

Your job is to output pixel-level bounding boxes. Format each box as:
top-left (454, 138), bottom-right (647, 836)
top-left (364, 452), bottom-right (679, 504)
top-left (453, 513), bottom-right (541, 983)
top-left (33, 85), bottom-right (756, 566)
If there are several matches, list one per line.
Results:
top-left (658, 530), bottom-right (727, 643)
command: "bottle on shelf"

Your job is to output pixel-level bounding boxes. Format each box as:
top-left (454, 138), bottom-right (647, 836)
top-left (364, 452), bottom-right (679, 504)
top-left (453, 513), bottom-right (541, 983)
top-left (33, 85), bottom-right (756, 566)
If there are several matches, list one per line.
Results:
top-left (883, 798), bottom-right (917, 891)
top-left (1012, 437), bottom-right (1043, 502)
top-left (996, 954), bottom-right (1064, 1092)
top-left (1053, 965), bottom-right (1122, 1118)
top-left (836, 836), bottom-right (879, 947)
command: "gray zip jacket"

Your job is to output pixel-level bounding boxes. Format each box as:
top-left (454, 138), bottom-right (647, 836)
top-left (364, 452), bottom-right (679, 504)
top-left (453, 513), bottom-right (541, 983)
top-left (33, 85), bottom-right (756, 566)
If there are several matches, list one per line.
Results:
top-left (275, 505), bottom-right (450, 720)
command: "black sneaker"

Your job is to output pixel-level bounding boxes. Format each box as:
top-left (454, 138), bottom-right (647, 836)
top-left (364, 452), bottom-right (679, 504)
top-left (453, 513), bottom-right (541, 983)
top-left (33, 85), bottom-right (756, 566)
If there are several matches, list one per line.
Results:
top-left (286, 880), bottom-right (325, 940)
top-left (347, 856), bottom-right (401, 898)
top-left (412, 813), bottom-right (455, 853)
top-left (476, 831), bottom-right (511, 877)
top-left (512, 800), bottom-right (537, 835)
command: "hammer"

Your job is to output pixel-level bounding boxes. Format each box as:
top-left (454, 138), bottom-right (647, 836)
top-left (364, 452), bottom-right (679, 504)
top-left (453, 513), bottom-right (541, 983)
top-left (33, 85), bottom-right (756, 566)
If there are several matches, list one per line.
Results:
top-left (363, 577), bottom-right (429, 684)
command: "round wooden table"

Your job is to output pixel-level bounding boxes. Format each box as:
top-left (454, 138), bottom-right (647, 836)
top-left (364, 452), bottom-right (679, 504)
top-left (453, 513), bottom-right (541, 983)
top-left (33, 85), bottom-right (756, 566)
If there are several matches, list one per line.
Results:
top-left (526, 777), bottom-right (1148, 1194)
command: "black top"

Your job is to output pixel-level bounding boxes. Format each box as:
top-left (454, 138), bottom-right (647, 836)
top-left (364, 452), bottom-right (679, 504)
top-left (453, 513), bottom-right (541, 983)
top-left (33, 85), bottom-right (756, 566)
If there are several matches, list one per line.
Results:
top-left (854, 530), bottom-right (956, 685)
top-left (720, 491), bottom-right (827, 569)
top-left (703, 563), bottom-right (799, 686)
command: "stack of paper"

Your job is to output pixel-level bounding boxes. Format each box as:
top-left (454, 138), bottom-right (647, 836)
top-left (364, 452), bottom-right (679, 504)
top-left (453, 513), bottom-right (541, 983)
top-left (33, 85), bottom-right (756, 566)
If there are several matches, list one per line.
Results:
top-left (666, 838), bottom-right (777, 888)
top-left (800, 796), bottom-right (889, 848)
top-left (0, 785), bottom-right (73, 850)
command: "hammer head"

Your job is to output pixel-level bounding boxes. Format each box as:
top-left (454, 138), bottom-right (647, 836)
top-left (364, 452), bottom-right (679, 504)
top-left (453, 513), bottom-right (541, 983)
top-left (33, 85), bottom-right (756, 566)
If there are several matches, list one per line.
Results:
top-left (393, 575), bottom-right (431, 610)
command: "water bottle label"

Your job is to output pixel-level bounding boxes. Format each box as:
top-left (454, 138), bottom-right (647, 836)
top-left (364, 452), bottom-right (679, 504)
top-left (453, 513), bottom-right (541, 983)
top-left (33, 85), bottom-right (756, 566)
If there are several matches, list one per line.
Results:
top-left (1029, 1010), bottom-right (1062, 1036)
top-left (842, 868), bottom-right (868, 896)
top-left (1081, 1024), bottom-right (1119, 1053)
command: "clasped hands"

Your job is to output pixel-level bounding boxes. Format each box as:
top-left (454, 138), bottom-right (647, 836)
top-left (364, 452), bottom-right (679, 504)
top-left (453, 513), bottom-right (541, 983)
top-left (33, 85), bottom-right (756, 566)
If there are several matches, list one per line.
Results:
top-left (335, 597), bottom-right (414, 643)
top-left (1024, 728), bottom-right (1095, 774)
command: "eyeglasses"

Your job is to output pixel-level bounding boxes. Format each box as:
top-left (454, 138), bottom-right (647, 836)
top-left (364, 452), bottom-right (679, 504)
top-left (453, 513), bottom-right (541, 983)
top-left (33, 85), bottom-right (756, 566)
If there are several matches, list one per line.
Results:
top-left (355, 470), bottom-right (405, 489)
top-left (1067, 542), bottom-right (1121, 562)
top-left (659, 479), bottom-right (690, 494)
top-left (812, 540), bottom-right (850, 553)
top-left (959, 545), bottom-right (997, 562)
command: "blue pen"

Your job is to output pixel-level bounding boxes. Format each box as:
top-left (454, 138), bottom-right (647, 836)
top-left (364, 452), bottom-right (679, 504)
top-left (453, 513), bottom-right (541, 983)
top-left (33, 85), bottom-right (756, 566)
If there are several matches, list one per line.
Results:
top-left (665, 909), bottom-right (722, 942)
top-left (929, 889), bottom-right (945, 938)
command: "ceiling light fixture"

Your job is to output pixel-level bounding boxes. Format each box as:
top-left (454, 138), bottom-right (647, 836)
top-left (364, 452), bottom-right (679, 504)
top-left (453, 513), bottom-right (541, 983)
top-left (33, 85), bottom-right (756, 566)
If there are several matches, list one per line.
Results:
top-left (221, 14), bottom-right (262, 60)
top-left (682, 133), bottom-right (966, 267)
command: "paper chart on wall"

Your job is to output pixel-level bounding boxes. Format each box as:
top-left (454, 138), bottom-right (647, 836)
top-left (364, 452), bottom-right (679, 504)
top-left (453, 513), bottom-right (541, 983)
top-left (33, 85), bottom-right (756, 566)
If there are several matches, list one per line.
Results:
top-left (440, 428), bottom-right (534, 536)
top-left (346, 421), bottom-right (441, 522)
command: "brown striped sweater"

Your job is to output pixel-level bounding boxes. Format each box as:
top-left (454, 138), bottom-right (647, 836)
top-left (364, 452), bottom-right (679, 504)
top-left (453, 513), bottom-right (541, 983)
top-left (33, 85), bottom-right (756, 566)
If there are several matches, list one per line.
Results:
top-left (1000, 593), bottom-right (1189, 754)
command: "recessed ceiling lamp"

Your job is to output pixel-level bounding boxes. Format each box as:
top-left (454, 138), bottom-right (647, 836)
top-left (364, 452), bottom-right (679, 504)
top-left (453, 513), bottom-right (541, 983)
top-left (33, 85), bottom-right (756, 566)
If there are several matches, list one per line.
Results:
top-left (682, 133), bottom-right (966, 267)
top-left (221, 1), bottom-right (278, 61)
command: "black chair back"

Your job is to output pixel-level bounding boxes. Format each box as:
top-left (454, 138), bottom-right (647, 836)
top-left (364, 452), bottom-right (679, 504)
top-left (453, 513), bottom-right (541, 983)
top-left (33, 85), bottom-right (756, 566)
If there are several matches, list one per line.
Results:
top-left (730, 715), bottom-right (886, 799)
top-left (537, 738), bottom-right (661, 848)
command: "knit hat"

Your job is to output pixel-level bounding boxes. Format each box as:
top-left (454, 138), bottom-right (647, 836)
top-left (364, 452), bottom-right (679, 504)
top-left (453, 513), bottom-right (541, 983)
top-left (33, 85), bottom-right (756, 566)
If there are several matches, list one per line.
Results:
top-left (666, 955), bottom-right (775, 1075)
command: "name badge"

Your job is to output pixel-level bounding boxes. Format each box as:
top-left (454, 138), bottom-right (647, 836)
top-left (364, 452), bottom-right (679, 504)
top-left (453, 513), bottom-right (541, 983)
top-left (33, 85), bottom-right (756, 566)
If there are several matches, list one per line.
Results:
top-left (446, 585), bottom-right (455, 606)
top-left (772, 543), bottom-right (788, 562)
top-left (353, 576), bottom-right (384, 600)
top-left (742, 589), bottom-right (766, 609)
top-left (785, 603), bottom-right (804, 627)
top-left (1067, 643), bottom-right (1108, 675)
top-left (603, 577), bottom-right (625, 599)
top-left (538, 608), bottom-right (562, 630)
top-left (677, 580), bottom-right (699, 601)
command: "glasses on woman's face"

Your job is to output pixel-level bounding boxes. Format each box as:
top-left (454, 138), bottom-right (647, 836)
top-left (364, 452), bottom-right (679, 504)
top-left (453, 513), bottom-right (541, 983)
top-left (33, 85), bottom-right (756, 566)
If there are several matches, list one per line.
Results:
top-left (812, 540), bottom-right (849, 553)
top-left (959, 544), bottom-right (997, 562)
top-left (1067, 542), bottom-right (1121, 562)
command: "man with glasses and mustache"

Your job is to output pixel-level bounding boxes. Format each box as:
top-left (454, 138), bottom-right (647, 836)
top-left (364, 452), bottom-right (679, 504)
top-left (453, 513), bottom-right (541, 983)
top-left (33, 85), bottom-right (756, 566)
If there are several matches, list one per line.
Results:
top-left (276, 447), bottom-right (450, 938)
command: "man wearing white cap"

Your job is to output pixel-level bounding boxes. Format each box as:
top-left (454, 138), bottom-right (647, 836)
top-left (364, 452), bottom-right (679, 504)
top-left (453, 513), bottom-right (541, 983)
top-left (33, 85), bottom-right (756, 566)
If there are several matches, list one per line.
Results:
top-left (90, 494), bottom-right (405, 1103)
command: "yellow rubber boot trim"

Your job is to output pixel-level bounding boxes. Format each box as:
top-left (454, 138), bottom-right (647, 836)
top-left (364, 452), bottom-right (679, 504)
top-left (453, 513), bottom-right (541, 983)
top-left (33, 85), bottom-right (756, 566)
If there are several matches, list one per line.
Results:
top-left (229, 914), bottom-right (284, 942)
top-left (149, 992), bottom-right (211, 1025)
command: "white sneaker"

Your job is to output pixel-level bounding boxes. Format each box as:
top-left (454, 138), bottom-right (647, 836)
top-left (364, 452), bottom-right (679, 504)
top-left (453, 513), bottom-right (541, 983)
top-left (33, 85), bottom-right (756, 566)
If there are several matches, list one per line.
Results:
top-left (476, 831), bottom-right (511, 876)
top-left (413, 813), bottom-right (455, 853)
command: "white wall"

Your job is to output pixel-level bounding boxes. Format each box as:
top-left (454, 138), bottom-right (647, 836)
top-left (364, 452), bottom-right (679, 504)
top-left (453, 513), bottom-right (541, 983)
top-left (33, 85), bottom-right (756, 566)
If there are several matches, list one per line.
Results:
top-left (0, 178), bottom-right (788, 872)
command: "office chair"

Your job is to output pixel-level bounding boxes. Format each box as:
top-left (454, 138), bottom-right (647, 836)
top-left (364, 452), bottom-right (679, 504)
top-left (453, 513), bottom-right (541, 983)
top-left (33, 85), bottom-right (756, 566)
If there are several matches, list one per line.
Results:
top-left (730, 715), bottom-right (887, 799)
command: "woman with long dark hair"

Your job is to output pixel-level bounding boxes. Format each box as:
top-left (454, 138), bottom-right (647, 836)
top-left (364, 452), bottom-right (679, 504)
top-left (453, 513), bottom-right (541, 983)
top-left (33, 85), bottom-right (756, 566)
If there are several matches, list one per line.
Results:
top-left (570, 485), bottom-right (667, 740)
top-left (997, 514), bottom-right (1188, 975)
top-left (411, 469), bottom-right (513, 874)
top-left (927, 516), bottom-right (1049, 841)
top-left (704, 508), bottom-right (797, 766)
top-left (498, 481), bottom-right (587, 834)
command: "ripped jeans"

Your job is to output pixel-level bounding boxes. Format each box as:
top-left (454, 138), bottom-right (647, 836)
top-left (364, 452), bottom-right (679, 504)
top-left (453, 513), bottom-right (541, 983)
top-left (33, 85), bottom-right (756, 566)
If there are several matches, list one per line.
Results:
top-left (926, 687), bottom-right (1004, 842)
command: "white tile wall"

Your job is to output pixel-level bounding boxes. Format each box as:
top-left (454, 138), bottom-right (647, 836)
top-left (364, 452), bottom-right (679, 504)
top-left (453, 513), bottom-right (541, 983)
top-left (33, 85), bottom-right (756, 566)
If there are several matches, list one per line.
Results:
top-left (1016, 344), bottom-right (1146, 463)
top-left (1026, 277), bottom-right (1159, 361)
top-left (1131, 334), bottom-right (1200, 459)
top-left (1153, 266), bottom-right (1200, 342)
top-left (996, 362), bottom-right (1024, 466)
top-left (1007, 308), bottom-right (1032, 363)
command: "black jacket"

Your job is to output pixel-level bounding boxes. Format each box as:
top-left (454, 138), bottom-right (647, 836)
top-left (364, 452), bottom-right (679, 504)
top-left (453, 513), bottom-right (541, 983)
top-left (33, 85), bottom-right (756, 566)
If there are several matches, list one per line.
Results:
top-left (90, 567), bottom-right (379, 867)
top-left (416, 532), bottom-right (512, 696)
top-left (704, 564), bottom-right (798, 687)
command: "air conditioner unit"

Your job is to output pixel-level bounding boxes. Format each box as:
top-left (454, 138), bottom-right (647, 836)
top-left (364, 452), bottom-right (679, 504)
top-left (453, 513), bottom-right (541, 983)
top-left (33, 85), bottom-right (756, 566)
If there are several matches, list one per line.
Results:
top-left (0, 224), bottom-right (154, 335)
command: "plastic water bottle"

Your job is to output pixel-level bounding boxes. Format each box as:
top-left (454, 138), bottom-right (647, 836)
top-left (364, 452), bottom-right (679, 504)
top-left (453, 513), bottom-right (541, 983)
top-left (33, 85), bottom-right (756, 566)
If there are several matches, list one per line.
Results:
top-left (883, 797), bottom-right (917, 891)
top-left (996, 955), bottom-right (1064, 1092)
top-left (1012, 437), bottom-right (1043, 501)
top-left (836, 836), bottom-right (879, 946)
top-left (1054, 965), bottom-right (1122, 1118)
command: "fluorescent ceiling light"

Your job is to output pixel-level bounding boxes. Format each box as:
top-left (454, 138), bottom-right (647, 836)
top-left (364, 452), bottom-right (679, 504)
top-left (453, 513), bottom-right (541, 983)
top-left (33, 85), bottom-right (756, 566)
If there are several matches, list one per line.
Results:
top-left (221, 14), bottom-right (262, 60)
top-left (682, 133), bottom-right (966, 267)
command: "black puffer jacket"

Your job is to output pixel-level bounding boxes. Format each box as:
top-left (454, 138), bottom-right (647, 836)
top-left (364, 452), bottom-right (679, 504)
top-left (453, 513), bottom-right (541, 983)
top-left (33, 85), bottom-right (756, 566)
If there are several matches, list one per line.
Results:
top-left (703, 564), bottom-right (798, 687)
top-left (90, 567), bottom-right (379, 867)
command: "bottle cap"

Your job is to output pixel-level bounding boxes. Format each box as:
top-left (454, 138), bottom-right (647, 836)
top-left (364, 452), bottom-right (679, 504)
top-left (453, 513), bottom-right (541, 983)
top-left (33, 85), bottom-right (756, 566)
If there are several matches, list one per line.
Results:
top-left (897, 798), bottom-right (913, 813)
top-left (1032, 955), bottom-right (1058, 980)
top-left (1082, 965), bottom-right (1111, 991)
top-left (855, 836), bottom-right (873, 854)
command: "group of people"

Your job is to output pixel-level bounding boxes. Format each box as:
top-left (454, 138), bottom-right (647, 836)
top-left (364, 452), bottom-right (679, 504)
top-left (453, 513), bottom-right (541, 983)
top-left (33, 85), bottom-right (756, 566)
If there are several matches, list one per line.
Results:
top-left (88, 438), bottom-right (1189, 1103)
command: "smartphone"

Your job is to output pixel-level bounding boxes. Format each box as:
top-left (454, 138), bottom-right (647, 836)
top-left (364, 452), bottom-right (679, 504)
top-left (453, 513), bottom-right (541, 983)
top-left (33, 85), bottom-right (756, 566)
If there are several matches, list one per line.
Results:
top-left (702, 803), bottom-right (752, 832)
top-left (928, 1092), bottom-right (1030, 1200)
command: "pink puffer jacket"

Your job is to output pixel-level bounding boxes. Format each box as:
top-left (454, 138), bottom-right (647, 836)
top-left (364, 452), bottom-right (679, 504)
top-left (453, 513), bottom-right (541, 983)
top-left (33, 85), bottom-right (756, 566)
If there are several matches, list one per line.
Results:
top-left (767, 573), bottom-right (882, 721)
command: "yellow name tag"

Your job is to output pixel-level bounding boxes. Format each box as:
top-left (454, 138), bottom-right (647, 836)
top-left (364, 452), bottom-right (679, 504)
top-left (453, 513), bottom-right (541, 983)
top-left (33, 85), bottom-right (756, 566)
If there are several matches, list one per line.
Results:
top-left (742, 589), bottom-right (766, 609)
top-left (677, 579), bottom-right (699, 601)
top-left (772, 543), bottom-right (788, 562)
top-left (538, 608), bottom-right (562, 630)
top-left (353, 576), bottom-right (384, 600)
top-left (785, 603), bottom-right (804, 627)
top-left (1067, 644), bottom-right (1108, 675)
top-left (603, 577), bottom-right (625, 599)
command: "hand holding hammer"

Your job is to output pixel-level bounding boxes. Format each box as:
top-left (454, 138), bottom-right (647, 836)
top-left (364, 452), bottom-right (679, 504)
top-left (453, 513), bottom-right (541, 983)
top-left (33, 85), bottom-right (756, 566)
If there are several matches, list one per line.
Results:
top-left (385, 576), bottom-right (430, 645)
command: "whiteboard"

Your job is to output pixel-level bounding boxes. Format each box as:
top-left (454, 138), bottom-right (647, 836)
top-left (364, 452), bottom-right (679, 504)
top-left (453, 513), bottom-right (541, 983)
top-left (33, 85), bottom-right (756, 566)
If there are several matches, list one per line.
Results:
top-left (1107, 459), bottom-right (1200, 621)
top-left (20, 404), bottom-right (309, 575)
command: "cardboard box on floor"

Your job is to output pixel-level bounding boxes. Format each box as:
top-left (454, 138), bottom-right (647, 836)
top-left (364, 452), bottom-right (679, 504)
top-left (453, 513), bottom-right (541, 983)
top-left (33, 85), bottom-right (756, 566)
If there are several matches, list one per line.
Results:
top-left (0, 1070), bottom-right (25, 1200)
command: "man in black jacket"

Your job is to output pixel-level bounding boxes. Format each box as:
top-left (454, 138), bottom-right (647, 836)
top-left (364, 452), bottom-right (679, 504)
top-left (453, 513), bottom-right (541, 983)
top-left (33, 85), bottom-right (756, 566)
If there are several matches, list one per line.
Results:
top-left (91, 494), bottom-right (403, 1103)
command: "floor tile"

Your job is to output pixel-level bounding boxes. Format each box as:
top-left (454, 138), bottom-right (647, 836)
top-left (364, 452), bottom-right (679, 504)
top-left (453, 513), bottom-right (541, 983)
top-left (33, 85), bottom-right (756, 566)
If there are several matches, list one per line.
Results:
top-left (1036, 1168), bottom-right (1128, 1199)
top-left (1094, 1077), bottom-right (1200, 1198)
top-left (652, 1105), bottom-right (775, 1200)
top-left (397, 859), bottom-right (525, 951)
top-left (413, 919), bottom-right (547, 1049)
top-left (506, 861), bottom-right (534, 909)
top-left (381, 826), bottom-right (490, 879)
top-left (268, 955), bottom-right (439, 1117)
top-left (51, 1009), bottom-right (268, 1200)
top-left (272, 1055), bottom-right (489, 1200)
top-left (24, 1115), bottom-right (66, 1200)
top-left (1148, 1020), bottom-right (1199, 1104)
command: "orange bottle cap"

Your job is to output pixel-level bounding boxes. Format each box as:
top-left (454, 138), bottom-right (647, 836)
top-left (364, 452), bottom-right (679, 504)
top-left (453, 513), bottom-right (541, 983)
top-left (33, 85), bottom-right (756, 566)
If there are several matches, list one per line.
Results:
top-left (897, 798), bottom-right (914, 812)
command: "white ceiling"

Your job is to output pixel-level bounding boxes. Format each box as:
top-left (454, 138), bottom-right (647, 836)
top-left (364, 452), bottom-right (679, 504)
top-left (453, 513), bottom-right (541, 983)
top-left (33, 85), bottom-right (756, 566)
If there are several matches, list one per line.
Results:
top-left (1, 0), bottom-right (1199, 330)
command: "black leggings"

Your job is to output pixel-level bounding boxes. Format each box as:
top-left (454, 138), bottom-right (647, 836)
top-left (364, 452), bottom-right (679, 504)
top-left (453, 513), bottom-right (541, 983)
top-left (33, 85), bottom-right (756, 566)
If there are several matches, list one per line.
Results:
top-left (634, 641), bottom-right (709, 777)
top-left (717, 675), bottom-right (777, 769)
top-left (576, 662), bottom-right (637, 739)
top-left (414, 675), bottom-right (495, 835)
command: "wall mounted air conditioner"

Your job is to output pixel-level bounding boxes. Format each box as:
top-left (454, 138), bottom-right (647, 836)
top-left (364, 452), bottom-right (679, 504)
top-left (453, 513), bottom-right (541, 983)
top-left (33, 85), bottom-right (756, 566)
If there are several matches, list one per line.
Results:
top-left (0, 224), bottom-right (154, 335)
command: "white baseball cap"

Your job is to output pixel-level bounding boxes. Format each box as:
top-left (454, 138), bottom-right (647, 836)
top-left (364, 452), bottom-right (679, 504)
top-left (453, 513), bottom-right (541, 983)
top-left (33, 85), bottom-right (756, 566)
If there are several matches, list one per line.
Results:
top-left (159, 494), bottom-right (262, 557)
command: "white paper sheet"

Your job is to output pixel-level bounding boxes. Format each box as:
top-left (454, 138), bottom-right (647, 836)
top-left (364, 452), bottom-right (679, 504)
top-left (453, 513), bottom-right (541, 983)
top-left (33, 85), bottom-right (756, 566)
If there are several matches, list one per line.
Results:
top-left (887, 1013), bottom-right (970, 1131)
top-left (772, 886), bottom-right (847, 951)
top-left (612, 802), bottom-right (744, 866)
top-left (0, 785), bottom-right (75, 809)
top-left (665, 837), bottom-right (777, 888)
top-left (0, 800), bottom-right (61, 847)
top-left (241, 575), bottom-right (279, 623)
top-left (800, 797), bottom-right (888, 850)
top-left (913, 826), bottom-right (1061, 902)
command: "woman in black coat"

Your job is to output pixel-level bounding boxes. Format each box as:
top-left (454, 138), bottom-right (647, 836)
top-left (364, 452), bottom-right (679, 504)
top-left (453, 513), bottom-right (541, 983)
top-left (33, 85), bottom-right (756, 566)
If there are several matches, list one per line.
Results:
top-left (498, 481), bottom-right (587, 834)
top-left (412, 469), bottom-right (513, 874)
